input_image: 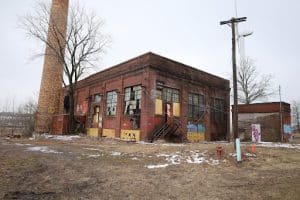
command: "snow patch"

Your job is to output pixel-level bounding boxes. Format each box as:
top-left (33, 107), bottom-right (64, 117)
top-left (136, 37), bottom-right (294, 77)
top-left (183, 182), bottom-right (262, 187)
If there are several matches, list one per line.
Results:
top-left (15, 143), bottom-right (31, 146)
top-left (148, 150), bottom-right (219, 168)
top-left (206, 158), bottom-right (220, 166)
top-left (27, 146), bottom-right (62, 154)
top-left (156, 153), bottom-right (170, 157)
top-left (161, 143), bottom-right (184, 147)
top-left (186, 154), bottom-right (205, 164)
top-left (88, 154), bottom-right (101, 158)
top-left (145, 164), bottom-right (169, 169)
top-left (84, 148), bottom-right (102, 151)
top-left (47, 135), bottom-right (81, 141)
top-left (111, 151), bottom-right (121, 156)
top-left (166, 154), bottom-right (181, 165)
top-left (136, 141), bottom-right (156, 145)
top-left (255, 142), bottom-right (300, 149)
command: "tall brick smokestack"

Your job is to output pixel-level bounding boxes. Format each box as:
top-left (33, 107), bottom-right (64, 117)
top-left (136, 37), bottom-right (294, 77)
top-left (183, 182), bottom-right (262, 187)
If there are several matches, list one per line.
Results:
top-left (35, 0), bottom-right (69, 133)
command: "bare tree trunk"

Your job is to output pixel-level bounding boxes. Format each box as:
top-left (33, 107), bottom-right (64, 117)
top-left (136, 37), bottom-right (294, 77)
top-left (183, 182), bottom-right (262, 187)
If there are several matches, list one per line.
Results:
top-left (21, 1), bottom-right (111, 135)
top-left (68, 85), bottom-right (75, 134)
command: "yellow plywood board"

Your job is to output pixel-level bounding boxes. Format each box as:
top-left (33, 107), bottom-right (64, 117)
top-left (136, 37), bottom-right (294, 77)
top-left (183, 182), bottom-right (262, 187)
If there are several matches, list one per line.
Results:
top-left (155, 99), bottom-right (163, 115)
top-left (87, 128), bottom-right (98, 137)
top-left (187, 132), bottom-right (205, 142)
top-left (103, 129), bottom-right (115, 138)
top-left (173, 102), bottom-right (180, 117)
top-left (121, 129), bottom-right (140, 141)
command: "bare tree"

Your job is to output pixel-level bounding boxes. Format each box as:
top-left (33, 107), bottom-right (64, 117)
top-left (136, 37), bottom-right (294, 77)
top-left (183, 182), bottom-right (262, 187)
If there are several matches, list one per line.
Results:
top-left (237, 58), bottom-right (273, 104)
top-left (291, 101), bottom-right (300, 133)
top-left (20, 1), bottom-right (110, 133)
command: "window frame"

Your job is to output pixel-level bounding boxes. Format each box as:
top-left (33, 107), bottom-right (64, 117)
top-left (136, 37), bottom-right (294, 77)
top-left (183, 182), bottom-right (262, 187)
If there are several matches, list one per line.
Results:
top-left (106, 91), bottom-right (118, 116)
top-left (124, 85), bottom-right (142, 116)
top-left (188, 93), bottom-right (205, 119)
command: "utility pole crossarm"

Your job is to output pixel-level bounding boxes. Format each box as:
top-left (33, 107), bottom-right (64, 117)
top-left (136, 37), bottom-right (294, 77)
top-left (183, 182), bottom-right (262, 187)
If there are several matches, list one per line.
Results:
top-left (220, 17), bottom-right (247, 25)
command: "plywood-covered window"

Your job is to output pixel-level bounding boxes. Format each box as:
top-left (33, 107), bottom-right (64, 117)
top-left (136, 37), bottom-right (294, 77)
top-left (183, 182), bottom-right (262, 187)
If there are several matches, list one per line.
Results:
top-left (188, 93), bottom-right (205, 119)
top-left (124, 85), bottom-right (142, 115)
top-left (93, 106), bottom-right (100, 123)
top-left (106, 91), bottom-right (117, 116)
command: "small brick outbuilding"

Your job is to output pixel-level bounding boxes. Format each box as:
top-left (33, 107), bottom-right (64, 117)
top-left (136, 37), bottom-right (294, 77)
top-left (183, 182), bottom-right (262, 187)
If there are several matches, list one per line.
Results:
top-left (235, 102), bottom-right (291, 142)
top-left (55, 52), bottom-right (230, 142)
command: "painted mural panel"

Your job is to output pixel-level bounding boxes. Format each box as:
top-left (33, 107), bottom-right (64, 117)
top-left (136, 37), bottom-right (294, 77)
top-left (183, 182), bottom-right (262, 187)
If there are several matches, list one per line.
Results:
top-left (187, 132), bottom-right (205, 142)
top-left (102, 129), bottom-right (115, 138)
top-left (251, 124), bottom-right (261, 142)
top-left (187, 122), bottom-right (205, 142)
top-left (155, 99), bottom-right (163, 115)
top-left (121, 130), bottom-right (140, 141)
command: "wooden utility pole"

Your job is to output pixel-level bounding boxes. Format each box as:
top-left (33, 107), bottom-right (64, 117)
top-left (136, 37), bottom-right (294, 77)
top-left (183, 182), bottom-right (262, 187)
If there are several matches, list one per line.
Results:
top-left (279, 85), bottom-right (283, 142)
top-left (220, 17), bottom-right (247, 145)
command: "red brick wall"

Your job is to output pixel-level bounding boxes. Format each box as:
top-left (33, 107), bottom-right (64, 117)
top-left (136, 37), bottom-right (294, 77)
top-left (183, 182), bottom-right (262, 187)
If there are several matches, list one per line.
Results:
top-left (70, 53), bottom-right (230, 141)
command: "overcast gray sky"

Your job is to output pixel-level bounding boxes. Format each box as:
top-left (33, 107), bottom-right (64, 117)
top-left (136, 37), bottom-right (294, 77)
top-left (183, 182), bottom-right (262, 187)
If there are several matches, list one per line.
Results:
top-left (0, 0), bottom-right (299, 110)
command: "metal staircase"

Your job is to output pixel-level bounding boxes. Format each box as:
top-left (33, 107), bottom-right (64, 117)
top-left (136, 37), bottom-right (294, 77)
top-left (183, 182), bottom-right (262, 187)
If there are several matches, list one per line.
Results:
top-left (149, 121), bottom-right (180, 143)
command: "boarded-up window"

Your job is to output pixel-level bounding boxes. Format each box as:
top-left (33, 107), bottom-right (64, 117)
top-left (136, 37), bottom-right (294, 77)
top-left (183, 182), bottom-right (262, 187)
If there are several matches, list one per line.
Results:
top-left (93, 106), bottom-right (100, 123)
top-left (106, 91), bottom-right (117, 116)
top-left (155, 99), bottom-right (163, 115)
top-left (173, 102), bottom-right (180, 117)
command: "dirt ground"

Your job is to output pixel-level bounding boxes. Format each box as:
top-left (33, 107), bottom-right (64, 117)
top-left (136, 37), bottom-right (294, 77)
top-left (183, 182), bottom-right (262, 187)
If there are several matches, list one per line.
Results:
top-left (1, 135), bottom-right (300, 200)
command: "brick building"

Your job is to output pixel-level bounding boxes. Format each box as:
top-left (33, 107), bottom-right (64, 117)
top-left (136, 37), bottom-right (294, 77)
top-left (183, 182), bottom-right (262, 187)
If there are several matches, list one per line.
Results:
top-left (55, 52), bottom-right (230, 142)
top-left (235, 102), bottom-right (291, 142)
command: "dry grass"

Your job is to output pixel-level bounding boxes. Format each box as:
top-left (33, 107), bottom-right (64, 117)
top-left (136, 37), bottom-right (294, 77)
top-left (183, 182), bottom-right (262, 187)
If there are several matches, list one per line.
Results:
top-left (1, 136), bottom-right (300, 200)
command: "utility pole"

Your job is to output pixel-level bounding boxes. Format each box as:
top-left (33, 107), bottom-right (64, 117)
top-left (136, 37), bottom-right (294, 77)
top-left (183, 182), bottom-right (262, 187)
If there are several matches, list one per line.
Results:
top-left (279, 85), bottom-right (283, 142)
top-left (220, 17), bottom-right (247, 147)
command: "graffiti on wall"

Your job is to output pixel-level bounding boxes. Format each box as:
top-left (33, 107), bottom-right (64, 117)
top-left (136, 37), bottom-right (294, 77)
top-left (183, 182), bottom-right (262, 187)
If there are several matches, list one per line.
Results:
top-left (284, 124), bottom-right (292, 134)
top-left (283, 124), bottom-right (293, 142)
top-left (251, 124), bottom-right (261, 143)
top-left (121, 130), bottom-right (140, 141)
top-left (187, 122), bottom-right (205, 142)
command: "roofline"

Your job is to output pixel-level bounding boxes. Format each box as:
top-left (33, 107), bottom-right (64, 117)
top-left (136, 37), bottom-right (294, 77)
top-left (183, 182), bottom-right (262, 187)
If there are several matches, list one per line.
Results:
top-left (236, 102), bottom-right (290, 106)
top-left (79, 51), bottom-right (229, 84)
top-left (147, 52), bottom-right (229, 83)
top-left (78, 52), bottom-right (152, 83)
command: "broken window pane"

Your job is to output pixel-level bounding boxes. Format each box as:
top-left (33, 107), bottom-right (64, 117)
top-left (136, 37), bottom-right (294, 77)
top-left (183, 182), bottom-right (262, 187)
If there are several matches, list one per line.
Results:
top-left (124, 85), bottom-right (142, 115)
top-left (106, 91), bottom-right (117, 116)
top-left (94, 94), bottom-right (101, 103)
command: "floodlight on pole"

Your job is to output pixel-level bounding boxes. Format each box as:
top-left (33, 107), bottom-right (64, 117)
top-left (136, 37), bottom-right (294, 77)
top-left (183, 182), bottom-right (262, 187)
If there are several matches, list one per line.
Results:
top-left (238, 31), bottom-right (253, 60)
